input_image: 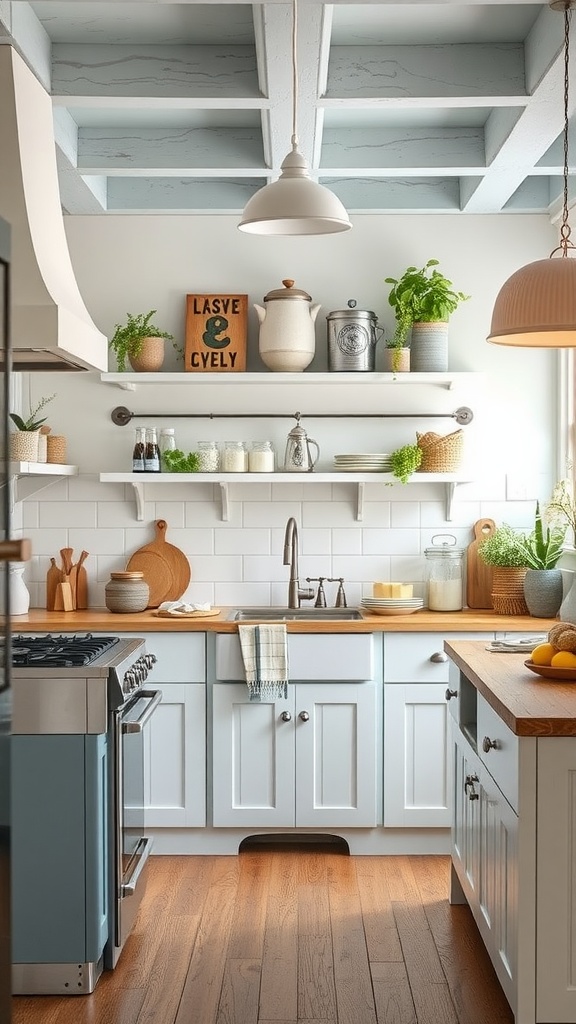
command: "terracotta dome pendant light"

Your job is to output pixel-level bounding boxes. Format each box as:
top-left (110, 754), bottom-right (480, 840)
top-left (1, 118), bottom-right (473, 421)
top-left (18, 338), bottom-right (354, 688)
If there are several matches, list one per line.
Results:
top-left (488, 0), bottom-right (576, 347)
top-left (238, 0), bottom-right (352, 235)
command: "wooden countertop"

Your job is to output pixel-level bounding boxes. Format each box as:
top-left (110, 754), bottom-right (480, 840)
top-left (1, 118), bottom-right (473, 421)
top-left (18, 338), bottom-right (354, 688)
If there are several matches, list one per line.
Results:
top-left (9, 608), bottom-right (556, 634)
top-left (445, 640), bottom-right (576, 737)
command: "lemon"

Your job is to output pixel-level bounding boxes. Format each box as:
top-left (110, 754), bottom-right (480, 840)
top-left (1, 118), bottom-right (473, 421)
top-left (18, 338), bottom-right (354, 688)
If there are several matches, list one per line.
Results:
top-left (531, 643), bottom-right (556, 666)
top-left (551, 651), bottom-right (576, 668)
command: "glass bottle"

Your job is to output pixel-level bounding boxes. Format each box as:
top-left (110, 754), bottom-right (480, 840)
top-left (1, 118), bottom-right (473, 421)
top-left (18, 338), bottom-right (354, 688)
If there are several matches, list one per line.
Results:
top-left (222, 441), bottom-right (248, 472)
top-left (249, 440), bottom-right (275, 472)
top-left (144, 427), bottom-right (161, 473)
top-left (424, 534), bottom-right (464, 611)
top-left (197, 441), bottom-right (220, 473)
top-left (159, 428), bottom-right (176, 470)
top-left (132, 426), bottom-right (146, 473)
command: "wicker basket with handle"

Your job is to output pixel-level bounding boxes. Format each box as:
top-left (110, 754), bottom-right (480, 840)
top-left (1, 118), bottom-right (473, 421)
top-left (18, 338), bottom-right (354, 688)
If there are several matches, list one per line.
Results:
top-left (416, 428), bottom-right (464, 473)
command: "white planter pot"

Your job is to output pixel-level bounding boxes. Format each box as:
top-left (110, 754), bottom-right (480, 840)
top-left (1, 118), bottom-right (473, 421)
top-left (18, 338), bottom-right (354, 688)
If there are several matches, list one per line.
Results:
top-left (9, 430), bottom-right (39, 462)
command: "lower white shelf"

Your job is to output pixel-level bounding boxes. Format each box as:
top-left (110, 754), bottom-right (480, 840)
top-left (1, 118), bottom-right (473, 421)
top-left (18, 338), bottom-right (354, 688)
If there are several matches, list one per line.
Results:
top-left (5, 462), bottom-right (78, 510)
top-left (99, 471), bottom-right (472, 522)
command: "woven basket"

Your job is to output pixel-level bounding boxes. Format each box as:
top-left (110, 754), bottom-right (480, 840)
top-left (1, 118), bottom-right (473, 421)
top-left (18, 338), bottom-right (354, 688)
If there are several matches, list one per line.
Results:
top-left (491, 567), bottom-right (529, 615)
top-left (416, 429), bottom-right (464, 473)
top-left (46, 435), bottom-right (67, 464)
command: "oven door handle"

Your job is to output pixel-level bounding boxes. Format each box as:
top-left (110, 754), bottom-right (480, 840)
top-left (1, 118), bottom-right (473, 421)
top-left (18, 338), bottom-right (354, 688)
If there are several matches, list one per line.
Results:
top-left (121, 689), bottom-right (163, 733)
top-left (121, 837), bottom-right (153, 898)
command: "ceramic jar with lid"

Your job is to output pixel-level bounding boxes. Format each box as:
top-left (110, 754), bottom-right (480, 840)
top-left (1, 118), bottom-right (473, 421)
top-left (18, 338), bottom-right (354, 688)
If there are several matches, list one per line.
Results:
top-left (222, 441), bottom-right (248, 472)
top-left (105, 571), bottom-right (149, 613)
top-left (254, 279), bottom-right (321, 372)
top-left (249, 441), bottom-right (275, 472)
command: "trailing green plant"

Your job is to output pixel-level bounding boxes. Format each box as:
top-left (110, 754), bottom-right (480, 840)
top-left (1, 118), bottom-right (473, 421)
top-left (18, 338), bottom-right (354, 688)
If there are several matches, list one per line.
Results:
top-left (389, 443), bottom-right (422, 484)
top-left (385, 258), bottom-right (470, 338)
top-left (109, 310), bottom-right (175, 372)
top-left (516, 501), bottom-right (566, 569)
top-left (9, 393), bottom-right (55, 431)
top-left (477, 524), bottom-right (529, 568)
top-left (162, 448), bottom-right (201, 473)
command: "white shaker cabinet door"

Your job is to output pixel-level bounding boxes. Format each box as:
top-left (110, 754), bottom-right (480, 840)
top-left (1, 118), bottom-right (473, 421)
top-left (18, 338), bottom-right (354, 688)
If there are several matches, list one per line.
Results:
top-left (451, 723), bottom-right (482, 904)
top-left (295, 682), bottom-right (378, 828)
top-left (384, 683), bottom-right (452, 827)
top-left (212, 684), bottom-right (295, 827)
top-left (143, 683), bottom-right (206, 828)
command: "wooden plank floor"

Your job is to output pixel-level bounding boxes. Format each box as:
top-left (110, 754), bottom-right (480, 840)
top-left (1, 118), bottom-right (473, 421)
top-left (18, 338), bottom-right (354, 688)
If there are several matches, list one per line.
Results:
top-left (12, 847), bottom-right (513, 1024)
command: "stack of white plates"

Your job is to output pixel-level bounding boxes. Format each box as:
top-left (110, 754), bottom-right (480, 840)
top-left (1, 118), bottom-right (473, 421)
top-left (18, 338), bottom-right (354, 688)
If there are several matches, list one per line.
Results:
top-left (333, 453), bottom-right (392, 472)
top-left (361, 596), bottom-right (424, 616)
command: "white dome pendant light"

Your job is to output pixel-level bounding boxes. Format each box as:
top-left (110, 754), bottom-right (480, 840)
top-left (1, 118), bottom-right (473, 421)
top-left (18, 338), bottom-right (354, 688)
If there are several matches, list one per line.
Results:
top-left (238, 0), bottom-right (352, 235)
top-left (488, 0), bottom-right (576, 347)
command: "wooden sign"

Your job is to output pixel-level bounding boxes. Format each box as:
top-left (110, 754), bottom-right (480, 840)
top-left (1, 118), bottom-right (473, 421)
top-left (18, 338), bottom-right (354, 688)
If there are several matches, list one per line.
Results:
top-left (185, 294), bottom-right (247, 372)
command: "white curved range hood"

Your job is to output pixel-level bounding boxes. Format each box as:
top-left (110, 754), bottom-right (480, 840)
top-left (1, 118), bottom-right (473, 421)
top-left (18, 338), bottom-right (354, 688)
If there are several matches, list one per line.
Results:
top-left (0, 47), bottom-right (107, 371)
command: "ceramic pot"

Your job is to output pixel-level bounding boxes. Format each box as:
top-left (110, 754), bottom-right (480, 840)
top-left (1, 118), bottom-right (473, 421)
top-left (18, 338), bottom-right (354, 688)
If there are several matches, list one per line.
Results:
top-left (105, 571), bottom-right (149, 613)
top-left (9, 430), bottom-right (39, 462)
top-left (128, 336), bottom-right (165, 372)
top-left (491, 566), bottom-right (529, 615)
top-left (523, 568), bottom-right (563, 618)
top-left (410, 321), bottom-right (449, 372)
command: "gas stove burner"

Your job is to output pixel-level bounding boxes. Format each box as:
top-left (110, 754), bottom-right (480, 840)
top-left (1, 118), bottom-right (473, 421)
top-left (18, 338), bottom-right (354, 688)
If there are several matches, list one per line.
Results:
top-left (11, 633), bottom-right (120, 668)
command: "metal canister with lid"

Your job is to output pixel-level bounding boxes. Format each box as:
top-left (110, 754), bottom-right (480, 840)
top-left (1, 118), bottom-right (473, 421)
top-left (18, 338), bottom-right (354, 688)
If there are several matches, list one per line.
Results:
top-left (326, 300), bottom-right (384, 371)
top-left (425, 534), bottom-right (464, 611)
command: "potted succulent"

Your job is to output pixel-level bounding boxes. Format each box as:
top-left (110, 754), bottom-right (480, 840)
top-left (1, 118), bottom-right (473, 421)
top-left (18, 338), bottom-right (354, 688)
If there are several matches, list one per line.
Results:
top-left (109, 310), bottom-right (176, 372)
top-left (385, 259), bottom-right (469, 372)
top-left (515, 502), bottom-right (566, 617)
top-left (9, 393), bottom-right (55, 462)
top-left (478, 523), bottom-right (529, 615)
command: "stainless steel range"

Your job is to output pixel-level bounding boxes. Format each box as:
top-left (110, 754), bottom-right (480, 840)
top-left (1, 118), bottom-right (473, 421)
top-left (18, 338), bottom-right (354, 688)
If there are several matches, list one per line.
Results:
top-left (11, 633), bottom-right (160, 995)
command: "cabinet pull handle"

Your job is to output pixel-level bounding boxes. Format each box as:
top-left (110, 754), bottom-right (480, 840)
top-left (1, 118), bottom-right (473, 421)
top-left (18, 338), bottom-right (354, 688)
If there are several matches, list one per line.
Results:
top-left (445, 688), bottom-right (458, 701)
top-left (482, 736), bottom-right (499, 753)
top-left (299, 711), bottom-right (310, 722)
top-left (280, 711), bottom-right (292, 722)
top-left (430, 651), bottom-right (448, 663)
top-left (464, 773), bottom-right (479, 800)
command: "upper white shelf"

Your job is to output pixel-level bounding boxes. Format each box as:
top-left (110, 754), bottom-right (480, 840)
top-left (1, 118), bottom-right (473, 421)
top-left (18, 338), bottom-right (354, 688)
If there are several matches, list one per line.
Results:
top-left (101, 371), bottom-right (472, 391)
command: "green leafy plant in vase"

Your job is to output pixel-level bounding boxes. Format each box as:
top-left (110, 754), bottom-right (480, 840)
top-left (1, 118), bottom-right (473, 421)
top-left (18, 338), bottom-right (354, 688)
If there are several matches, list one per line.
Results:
top-left (9, 393), bottom-right (55, 462)
top-left (109, 310), bottom-right (176, 372)
top-left (385, 258), bottom-right (470, 372)
top-left (478, 523), bottom-right (530, 615)
top-left (515, 501), bottom-right (567, 618)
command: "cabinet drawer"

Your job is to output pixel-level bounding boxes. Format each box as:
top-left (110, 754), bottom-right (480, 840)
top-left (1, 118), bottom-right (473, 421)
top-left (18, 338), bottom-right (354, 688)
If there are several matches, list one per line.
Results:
top-left (477, 695), bottom-right (519, 812)
top-left (215, 633), bottom-right (375, 681)
top-left (119, 632), bottom-right (206, 683)
top-left (384, 632), bottom-right (493, 683)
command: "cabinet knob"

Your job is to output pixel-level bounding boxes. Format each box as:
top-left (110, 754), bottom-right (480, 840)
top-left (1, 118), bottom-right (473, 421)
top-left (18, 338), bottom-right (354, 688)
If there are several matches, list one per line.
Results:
top-left (482, 736), bottom-right (499, 753)
top-left (298, 711), bottom-right (310, 722)
top-left (464, 773), bottom-right (479, 800)
top-left (445, 688), bottom-right (458, 701)
top-left (280, 711), bottom-right (292, 722)
top-left (430, 651), bottom-right (448, 664)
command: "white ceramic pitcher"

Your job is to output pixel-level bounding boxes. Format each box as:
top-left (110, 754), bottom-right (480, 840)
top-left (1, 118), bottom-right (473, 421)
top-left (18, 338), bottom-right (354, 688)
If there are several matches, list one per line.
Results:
top-left (255, 279), bottom-right (320, 372)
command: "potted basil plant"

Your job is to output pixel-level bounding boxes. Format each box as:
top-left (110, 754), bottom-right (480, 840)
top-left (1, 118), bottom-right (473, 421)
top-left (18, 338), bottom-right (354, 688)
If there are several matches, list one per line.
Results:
top-left (385, 259), bottom-right (469, 372)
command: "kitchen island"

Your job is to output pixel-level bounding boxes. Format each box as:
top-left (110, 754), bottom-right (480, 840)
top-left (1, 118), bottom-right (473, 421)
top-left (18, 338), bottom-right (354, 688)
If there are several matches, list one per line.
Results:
top-left (444, 640), bottom-right (576, 1024)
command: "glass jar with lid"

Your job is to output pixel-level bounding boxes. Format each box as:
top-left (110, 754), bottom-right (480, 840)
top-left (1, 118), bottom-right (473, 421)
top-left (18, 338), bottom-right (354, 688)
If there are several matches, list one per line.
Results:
top-left (222, 441), bottom-right (248, 472)
top-left (159, 428), bottom-right (176, 470)
top-left (196, 441), bottom-right (220, 472)
top-left (424, 534), bottom-right (464, 611)
top-left (248, 441), bottom-right (275, 472)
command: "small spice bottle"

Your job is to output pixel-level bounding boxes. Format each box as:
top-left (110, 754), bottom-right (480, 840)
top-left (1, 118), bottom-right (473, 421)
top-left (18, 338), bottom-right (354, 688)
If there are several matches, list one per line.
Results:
top-left (132, 426), bottom-right (146, 472)
top-left (144, 427), bottom-right (161, 473)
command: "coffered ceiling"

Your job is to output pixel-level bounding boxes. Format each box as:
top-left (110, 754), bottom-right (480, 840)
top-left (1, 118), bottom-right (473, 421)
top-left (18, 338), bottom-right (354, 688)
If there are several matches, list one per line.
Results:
top-left (0, 0), bottom-right (571, 219)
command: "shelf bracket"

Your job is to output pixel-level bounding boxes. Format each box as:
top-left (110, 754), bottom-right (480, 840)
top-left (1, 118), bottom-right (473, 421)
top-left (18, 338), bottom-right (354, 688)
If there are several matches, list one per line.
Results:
top-left (218, 482), bottom-right (230, 522)
top-left (129, 482), bottom-right (145, 521)
top-left (445, 481), bottom-right (457, 521)
top-left (356, 482), bottom-right (364, 522)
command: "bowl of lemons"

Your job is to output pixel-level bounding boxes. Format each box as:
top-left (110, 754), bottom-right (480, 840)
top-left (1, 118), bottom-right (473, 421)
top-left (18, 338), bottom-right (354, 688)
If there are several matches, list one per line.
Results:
top-left (525, 623), bottom-right (576, 679)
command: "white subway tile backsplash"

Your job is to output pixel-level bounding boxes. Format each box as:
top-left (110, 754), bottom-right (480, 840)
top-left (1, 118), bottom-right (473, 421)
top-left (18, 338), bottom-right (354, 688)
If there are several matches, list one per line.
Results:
top-left (70, 476), bottom-right (123, 501)
top-left (303, 502), bottom-right (352, 527)
top-left (39, 502), bottom-right (96, 529)
top-left (29, 479), bottom-right (69, 502)
top-left (215, 582), bottom-right (271, 607)
top-left (272, 482), bottom-right (333, 501)
top-left (390, 501), bottom-right (420, 528)
top-left (192, 555), bottom-right (243, 582)
top-left (363, 529), bottom-right (420, 555)
top-left (243, 502), bottom-right (303, 528)
top-left (68, 528), bottom-right (126, 555)
top-left (390, 555), bottom-right (426, 584)
top-left (185, 501), bottom-right (241, 527)
top-left (22, 503), bottom-right (39, 529)
top-left (215, 529), bottom-right (270, 555)
top-left (332, 529), bottom-right (362, 555)
top-left (243, 555), bottom-right (289, 583)
top-left (26, 528), bottom-right (73, 555)
top-left (98, 502), bottom-right (149, 529)
top-left (153, 502), bottom-right (186, 528)
top-left (169, 527), bottom-right (213, 555)
top-left (300, 529), bottom-right (331, 555)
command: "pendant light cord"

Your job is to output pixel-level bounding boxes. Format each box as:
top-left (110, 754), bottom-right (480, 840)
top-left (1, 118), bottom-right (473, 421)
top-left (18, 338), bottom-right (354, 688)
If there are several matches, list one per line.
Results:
top-left (291, 0), bottom-right (299, 149)
top-left (560, 5), bottom-right (574, 254)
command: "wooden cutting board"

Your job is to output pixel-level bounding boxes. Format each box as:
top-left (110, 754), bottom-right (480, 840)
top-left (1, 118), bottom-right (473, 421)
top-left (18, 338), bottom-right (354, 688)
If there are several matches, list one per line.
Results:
top-left (466, 519), bottom-right (496, 609)
top-left (46, 558), bottom-right (61, 611)
top-left (75, 550), bottom-right (89, 610)
top-left (152, 520), bottom-right (191, 599)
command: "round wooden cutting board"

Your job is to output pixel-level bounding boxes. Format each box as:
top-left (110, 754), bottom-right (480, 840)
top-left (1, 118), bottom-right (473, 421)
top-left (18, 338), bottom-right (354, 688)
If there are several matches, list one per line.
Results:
top-left (125, 520), bottom-right (191, 608)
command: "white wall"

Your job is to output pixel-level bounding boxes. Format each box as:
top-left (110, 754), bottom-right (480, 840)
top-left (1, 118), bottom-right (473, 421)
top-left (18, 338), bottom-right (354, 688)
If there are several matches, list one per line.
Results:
top-left (17, 212), bottom-right (561, 610)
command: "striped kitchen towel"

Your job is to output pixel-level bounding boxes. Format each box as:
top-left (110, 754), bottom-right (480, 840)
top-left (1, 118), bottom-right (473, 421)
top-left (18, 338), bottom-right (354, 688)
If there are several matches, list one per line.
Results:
top-left (238, 623), bottom-right (289, 702)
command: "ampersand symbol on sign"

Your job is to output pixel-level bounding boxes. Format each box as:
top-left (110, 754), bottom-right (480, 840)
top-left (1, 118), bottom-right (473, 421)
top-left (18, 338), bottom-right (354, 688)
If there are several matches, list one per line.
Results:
top-left (203, 315), bottom-right (231, 349)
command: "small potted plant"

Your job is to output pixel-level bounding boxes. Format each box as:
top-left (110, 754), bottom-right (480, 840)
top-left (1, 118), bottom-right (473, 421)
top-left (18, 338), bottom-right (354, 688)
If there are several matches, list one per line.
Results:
top-left (385, 259), bottom-right (469, 372)
top-left (109, 310), bottom-right (176, 372)
top-left (516, 502), bottom-right (566, 617)
top-left (478, 523), bottom-right (529, 615)
top-left (389, 443), bottom-right (422, 484)
top-left (9, 393), bottom-right (55, 462)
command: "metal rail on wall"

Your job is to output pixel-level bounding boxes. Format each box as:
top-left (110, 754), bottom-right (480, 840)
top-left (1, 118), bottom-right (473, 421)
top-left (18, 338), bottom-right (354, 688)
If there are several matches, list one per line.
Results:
top-left (110, 405), bottom-right (474, 426)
